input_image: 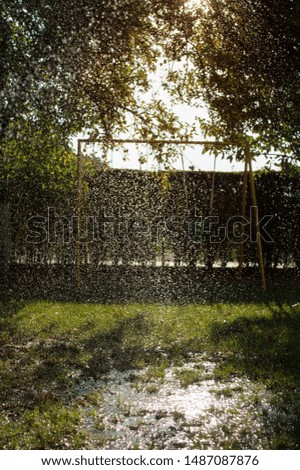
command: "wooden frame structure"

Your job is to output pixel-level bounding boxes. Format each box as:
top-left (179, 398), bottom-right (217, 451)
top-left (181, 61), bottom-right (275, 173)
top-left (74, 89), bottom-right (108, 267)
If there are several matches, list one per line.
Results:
top-left (76, 138), bottom-right (266, 290)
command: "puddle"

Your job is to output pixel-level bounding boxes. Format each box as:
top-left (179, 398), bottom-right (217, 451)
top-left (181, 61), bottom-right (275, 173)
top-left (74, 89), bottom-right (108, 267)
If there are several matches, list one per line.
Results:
top-left (75, 355), bottom-right (285, 449)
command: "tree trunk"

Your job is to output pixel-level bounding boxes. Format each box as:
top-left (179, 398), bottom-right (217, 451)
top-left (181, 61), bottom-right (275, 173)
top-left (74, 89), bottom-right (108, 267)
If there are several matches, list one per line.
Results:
top-left (0, 201), bottom-right (12, 275)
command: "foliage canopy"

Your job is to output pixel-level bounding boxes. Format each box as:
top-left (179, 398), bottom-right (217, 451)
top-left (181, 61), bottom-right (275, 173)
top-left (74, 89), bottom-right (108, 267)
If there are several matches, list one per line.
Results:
top-left (168, 0), bottom-right (300, 159)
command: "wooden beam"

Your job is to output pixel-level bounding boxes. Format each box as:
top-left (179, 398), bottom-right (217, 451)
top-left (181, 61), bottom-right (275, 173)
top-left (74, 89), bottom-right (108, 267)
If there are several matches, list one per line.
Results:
top-left (246, 144), bottom-right (267, 291)
top-left (76, 140), bottom-right (82, 289)
top-left (239, 150), bottom-right (249, 278)
top-left (77, 138), bottom-right (233, 147)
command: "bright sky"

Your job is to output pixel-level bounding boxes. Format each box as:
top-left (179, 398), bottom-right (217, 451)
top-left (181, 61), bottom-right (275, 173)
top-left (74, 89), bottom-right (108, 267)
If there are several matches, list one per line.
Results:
top-left (76, 44), bottom-right (275, 173)
top-left (78, 97), bottom-right (273, 174)
top-left (103, 100), bottom-right (271, 173)
top-left (105, 143), bottom-right (270, 173)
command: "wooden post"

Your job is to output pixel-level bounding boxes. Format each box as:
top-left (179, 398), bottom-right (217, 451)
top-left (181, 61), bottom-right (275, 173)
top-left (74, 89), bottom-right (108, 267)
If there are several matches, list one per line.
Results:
top-left (206, 155), bottom-right (217, 269)
top-left (239, 150), bottom-right (249, 278)
top-left (246, 143), bottom-right (267, 291)
top-left (209, 155), bottom-right (217, 217)
top-left (181, 153), bottom-right (189, 210)
top-left (76, 140), bottom-right (82, 289)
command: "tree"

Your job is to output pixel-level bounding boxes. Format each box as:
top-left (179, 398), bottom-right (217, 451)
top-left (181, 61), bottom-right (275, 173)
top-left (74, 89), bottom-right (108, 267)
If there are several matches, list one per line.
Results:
top-left (0, 0), bottom-right (189, 143)
top-left (168, 0), bottom-right (300, 159)
top-left (1, 119), bottom-right (77, 192)
top-left (0, 0), bottom-right (190, 270)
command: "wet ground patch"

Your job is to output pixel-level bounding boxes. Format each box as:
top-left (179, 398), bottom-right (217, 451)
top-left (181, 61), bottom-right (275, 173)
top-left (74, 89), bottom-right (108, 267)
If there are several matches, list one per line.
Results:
top-left (75, 355), bottom-right (291, 450)
top-left (0, 298), bottom-right (300, 449)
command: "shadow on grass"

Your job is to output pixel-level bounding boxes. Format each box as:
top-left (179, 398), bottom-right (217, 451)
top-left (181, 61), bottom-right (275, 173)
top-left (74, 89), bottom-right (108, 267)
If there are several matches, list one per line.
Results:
top-left (1, 292), bottom-right (300, 449)
top-left (3, 266), bottom-right (300, 305)
top-left (1, 307), bottom-right (195, 412)
top-left (0, 305), bottom-right (166, 449)
top-left (209, 303), bottom-right (300, 449)
top-left (0, 300), bottom-right (205, 411)
top-left (0, 299), bottom-right (26, 318)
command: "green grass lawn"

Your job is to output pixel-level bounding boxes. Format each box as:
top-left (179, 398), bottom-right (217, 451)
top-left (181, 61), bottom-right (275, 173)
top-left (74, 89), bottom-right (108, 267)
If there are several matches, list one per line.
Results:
top-left (0, 297), bottom-right (300, 449)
